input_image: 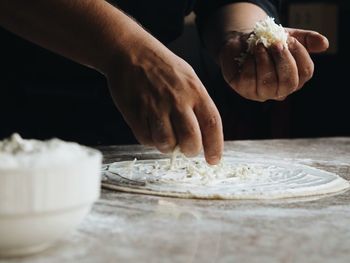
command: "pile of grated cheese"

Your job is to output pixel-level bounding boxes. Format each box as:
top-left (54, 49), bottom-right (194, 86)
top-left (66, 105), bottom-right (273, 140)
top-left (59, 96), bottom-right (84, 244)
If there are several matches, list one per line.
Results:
top-left (247, 16), bottom-right (288, 52)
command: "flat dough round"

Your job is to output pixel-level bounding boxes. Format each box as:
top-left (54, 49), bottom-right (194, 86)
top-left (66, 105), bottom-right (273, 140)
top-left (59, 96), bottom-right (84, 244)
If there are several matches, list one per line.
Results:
top-left (101, 158), bottom-right (350, 200)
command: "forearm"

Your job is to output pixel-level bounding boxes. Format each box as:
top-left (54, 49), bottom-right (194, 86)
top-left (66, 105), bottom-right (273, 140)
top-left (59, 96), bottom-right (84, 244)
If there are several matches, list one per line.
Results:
top-left (200, 2), bottom-right (268, 62)
top-left (0, 0), bottom-right (152, 73)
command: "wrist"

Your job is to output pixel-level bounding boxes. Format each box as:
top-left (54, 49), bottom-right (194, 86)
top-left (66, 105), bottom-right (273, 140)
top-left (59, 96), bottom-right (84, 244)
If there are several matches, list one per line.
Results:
top-left (99, 25), bottom-right (167, 80)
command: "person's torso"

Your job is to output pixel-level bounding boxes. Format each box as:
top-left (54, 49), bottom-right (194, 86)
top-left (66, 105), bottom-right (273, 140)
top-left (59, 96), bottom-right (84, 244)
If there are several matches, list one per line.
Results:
top-left (112, 0), bottom-right (195, 43)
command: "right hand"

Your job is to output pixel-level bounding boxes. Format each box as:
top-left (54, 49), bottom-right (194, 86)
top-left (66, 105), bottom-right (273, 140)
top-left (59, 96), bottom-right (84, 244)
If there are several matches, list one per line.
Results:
top-left (104, 36), bottom-right (223, 164)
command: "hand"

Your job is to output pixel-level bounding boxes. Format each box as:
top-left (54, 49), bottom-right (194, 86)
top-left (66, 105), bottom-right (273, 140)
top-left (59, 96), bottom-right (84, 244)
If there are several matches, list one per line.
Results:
top-left (219, 28), bottom-right (329, 101)
top-left (105, 37), bottom-right (223, 164)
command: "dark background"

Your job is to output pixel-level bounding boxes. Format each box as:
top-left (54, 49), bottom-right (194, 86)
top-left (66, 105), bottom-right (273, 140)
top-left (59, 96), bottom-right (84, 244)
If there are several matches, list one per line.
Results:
top-left (0, 0), bottom-right (349, 146)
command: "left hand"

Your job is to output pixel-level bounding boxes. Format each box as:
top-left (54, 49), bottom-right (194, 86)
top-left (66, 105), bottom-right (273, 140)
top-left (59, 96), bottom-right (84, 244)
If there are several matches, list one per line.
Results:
top-left (219, 28), bottom-right (329, 101)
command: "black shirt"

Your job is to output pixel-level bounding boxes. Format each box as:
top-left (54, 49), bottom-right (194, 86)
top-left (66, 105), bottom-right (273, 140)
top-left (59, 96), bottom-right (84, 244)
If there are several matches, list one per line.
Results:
top-left (113, 0), bottom-right (280, 43)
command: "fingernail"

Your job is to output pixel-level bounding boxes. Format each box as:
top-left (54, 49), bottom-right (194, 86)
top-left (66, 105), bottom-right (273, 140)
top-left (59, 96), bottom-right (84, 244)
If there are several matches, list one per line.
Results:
top-left (207, 155), bottom-right (221, 165)
top-left (158, 143), bottom-right (171, 152)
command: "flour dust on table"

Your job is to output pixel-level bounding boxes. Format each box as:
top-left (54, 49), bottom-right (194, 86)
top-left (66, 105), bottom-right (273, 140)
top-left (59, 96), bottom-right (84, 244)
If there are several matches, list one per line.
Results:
top-left (101, 151), bottom-right (350, 200)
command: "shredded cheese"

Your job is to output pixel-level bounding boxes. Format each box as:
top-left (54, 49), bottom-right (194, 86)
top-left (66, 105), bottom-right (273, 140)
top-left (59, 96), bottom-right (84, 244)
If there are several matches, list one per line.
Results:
top-left (124, 148), bottom-right (262, 186)
top-left (170, 146), bottom-right (181, 170)
top-left (247, 16), bottom-right (288, 52)
top-left (235, 17), bottom-right (288, 66)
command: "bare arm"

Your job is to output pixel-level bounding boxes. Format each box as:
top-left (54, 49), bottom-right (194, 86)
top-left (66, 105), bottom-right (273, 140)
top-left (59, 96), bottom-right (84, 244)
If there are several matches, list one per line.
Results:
top-left (0, 0), bottom-right (151, 72)
top-left (201, 2), bottom-right (267, 61)
top-left (0, 0), bottom-right (224, 164)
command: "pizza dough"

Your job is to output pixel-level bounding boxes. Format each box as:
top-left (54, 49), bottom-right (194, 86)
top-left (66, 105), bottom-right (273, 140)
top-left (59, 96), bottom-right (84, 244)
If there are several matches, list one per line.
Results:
top-left (101, 155), bottom-right (350, 200)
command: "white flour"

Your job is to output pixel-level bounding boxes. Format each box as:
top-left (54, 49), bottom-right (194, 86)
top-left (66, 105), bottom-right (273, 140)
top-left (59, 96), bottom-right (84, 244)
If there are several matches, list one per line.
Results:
top-left (0, 133), bottom-right (97, 169)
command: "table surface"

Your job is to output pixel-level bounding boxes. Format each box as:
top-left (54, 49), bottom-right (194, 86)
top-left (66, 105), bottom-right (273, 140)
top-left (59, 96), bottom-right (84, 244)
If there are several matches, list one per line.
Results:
top-left (3, 138), bottom-right (350, 263)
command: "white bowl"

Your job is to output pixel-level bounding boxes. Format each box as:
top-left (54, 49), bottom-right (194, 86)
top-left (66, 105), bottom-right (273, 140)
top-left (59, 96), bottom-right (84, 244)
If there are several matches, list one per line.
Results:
top-left (0, 136), bottom-right (102, 257)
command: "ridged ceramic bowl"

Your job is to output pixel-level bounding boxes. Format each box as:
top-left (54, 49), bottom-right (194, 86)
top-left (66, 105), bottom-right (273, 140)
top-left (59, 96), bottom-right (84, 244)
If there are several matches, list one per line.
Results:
top-left (0, 135), bottom-right (102, 257)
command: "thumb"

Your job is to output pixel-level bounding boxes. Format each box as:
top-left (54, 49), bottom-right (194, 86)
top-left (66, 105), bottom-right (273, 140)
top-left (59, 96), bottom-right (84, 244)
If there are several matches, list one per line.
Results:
top-left (286, 28), bottom-right (329, 53)
top-left (219, 37), bottom-right (243, 88)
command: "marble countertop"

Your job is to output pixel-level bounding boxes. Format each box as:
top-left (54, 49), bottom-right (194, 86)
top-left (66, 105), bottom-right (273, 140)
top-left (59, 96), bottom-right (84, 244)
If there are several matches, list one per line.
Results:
top-left (3, 138), bottom-right (350, 263)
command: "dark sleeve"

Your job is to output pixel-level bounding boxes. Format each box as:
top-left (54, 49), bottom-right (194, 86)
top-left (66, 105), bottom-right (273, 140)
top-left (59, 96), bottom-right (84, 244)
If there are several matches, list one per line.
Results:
top-left (194, 0), bottom-right (281, 31)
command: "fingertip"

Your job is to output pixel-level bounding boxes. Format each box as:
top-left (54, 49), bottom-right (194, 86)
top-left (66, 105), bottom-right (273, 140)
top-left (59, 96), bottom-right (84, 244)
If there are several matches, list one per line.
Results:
top-left (254, 43), bottom-right (266, 54)
top-left (271, 42), bottom-right (284, 53)
top-left (308, 33), bottom-right (329, 53)
top-left (287, 36), bottom-right (297, 47)
top-left (275, 96), bottom-right (287, 101)
top-left (157, 143), bottom-right (176, 154)
top-left (321, 36), bottom-right (329, 50)
top-left (178, 136), bottom-right (202, 158)
top-left (203, 133), bottom-right (224, 165)
top-left (205, 153), bottom-right (222, 165)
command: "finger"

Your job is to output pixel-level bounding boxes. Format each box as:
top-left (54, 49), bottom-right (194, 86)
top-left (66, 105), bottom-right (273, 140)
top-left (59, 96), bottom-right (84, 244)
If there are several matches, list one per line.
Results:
top-left (148, 112), bottom-right (177, 153)
top-left (288, 37), bottom-right (314, 89)
top-left (286, 28), bottom-right (329, 53)
top-left (269, 42), bottom-right (299, 98)
top-left (194, 96), bottom-right (223, 165)
top-left (115, 90), bottom-right (154, 146)
top-left (254, 44), bottom-right (278, 101)
top-left (127, 115), bottom-right (153, 146)
top-left (275, 96), bottom-right (287, 101)
top-left (237, 54), bottom-right (258, 101)
top-left (171, 107), bottom-right (202, 157)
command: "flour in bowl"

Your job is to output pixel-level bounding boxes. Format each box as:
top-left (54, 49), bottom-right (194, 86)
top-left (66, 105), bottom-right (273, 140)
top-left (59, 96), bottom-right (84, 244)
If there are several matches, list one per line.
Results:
top-left (0, 133), bottom-right (99, 169)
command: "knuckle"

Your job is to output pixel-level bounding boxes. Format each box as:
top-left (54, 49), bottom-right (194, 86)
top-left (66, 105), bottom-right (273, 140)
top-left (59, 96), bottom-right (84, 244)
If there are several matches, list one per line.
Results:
top-left (190, 82), bottom-right (206, 97)
top-left (186, 74), bottom-right (200, 85)
top-left (261, 72), bottom-right (275, 86)
top-left (153, 118), bottom-right (165, 130)
top-left (151, 121), bottom-right (176, 149)
top-left (183, 124), bottom-right (198, 139)
top-left (280, 76), bottom-right (298, 91)
top-left (204, 114), bottom-right (221, 130)
top-left (301, 64), bottom-right (314, 80)
top-left (287, 37), bottom-right (298, 52)
top-left (171, 94), bottom-right (186, 109)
